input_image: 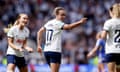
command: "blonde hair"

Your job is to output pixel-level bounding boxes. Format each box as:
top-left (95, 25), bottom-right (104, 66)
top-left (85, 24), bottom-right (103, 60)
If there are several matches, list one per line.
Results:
top-left (112, 3), bottom-right (120, 18)
top-left (3, 23), bottom-right (13, 33)
top-left (4, 13), bottom-right (27, 33)
top-left (53, 7), bottom-right (65, 15)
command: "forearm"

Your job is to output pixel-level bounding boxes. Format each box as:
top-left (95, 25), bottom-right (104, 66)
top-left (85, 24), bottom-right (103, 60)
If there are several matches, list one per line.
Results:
top-left (37, 27), bottom-right (45, 46)
top-left (63, 21), bottom-right (83, 30)
top-left (37, 31), bottom-right (43, 46)
top-left (69, 21), bottom-right (83, 29)
top-left (63, 18), bottom-right (87, 30)
top-left (9, 43), bottom-right (18, 50)
top-left (23, 44), bottom-right (27, 50)
top-left (90, 47), bottom-right (98, 54)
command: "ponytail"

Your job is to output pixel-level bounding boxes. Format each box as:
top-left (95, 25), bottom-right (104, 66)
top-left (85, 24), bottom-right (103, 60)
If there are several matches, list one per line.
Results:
top-left (3, 23), bottom-right (14, 33)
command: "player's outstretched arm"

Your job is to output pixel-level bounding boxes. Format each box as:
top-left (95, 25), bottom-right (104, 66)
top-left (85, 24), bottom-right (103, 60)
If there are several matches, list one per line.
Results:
top-left (62, 18), bottom-right (87, 30)
top-left (87, 46), bottom-right (100, 58)
top-left (37, 27), bottom-right (45, 53)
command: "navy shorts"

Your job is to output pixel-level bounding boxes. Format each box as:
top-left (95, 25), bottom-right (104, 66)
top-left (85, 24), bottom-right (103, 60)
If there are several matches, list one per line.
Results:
top-left (7, 55), bottom-right (27, 68)
top-left (105, 53), bottom-right (120, 65)
top-left (44, 52), bottom-right (61, 65)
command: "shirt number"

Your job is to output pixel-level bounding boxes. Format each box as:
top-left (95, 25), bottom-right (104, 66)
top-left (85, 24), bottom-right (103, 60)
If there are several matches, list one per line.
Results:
top-left (46, 29), bottom-right (53, 43)
top-left (114, 30), bottom-right (120, 43)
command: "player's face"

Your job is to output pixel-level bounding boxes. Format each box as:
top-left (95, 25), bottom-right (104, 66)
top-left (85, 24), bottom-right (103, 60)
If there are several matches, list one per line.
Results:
top-left (19, 14), bottom-right (29, 26)
top-left (57, 10), bottom-right (66, 21)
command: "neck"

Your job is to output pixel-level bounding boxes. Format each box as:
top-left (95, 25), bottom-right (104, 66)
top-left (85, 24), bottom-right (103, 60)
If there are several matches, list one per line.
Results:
top-left (18, 24), bottom-right (24, 30)
top-left (112, 15), bottom-right (120, 18)
top-left (56, 18), bottom-right (62, 21)
top-left (112, 16), bottom-right (117, 18)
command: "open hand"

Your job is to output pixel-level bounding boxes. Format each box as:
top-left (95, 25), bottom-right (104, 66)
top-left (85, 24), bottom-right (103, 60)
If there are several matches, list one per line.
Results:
top-left (37, 46), bottom-right (42, 53)
top-left (87, 52), bottom-right (93, 59)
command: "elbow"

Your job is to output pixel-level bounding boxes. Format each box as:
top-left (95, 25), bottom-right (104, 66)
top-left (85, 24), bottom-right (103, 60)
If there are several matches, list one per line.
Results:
top-left (65, 27), bottom-right (72, 30)
top-left (67, 27), bottom-right (72, 30)
top-left (37, 31), bottom-right (39, 35)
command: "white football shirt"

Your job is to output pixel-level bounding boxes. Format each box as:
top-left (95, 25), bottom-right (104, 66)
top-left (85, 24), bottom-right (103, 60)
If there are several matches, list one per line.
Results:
top-left (103, 18), bottom-right (120, 54)
top-left (7, 26), bottom-right (29, 57)
top-left (44, 19), bottom-right (64, 53)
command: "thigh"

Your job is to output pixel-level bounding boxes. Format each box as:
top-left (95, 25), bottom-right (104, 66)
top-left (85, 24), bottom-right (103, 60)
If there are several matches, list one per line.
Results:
top-left (50, 52), bottom-right (61, 64)
top-left (19, 66), bottom-right (28, 72)
top-left (105, 54), bottom-right (115, 63)
top-left (49, 52), bottom-right (61, 72)
top-left (44, 52), bottom-right (51, 65)
top-left (105, 54), bottom-right (117, 72)
top-left (7, 64), bottom-right (16, 72)
top-left (107, 62), bottom-right (116, 72)
top-left (50, 63), bottom-right (60, 72)
top-left (7, 55), bottom-right (16, 72)
top-left (115, 54), bottom-right (120, 65)
top-left (115, 54), bottom-right (120, 72)
top-left (7, 55), bottom-right (16, 65)
top-left (15, 56), bottom-right (27, 69)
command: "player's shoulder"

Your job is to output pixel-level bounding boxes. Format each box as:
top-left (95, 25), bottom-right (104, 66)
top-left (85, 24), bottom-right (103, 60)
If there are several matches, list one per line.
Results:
top-left (46, 19), bottom-right (57, 24)
top-left (105, 19), bottom-right (113, 24)
top-left (47, 19), bottom-right (63, 24)
top-left (104, 19), bottom-right (114, 27)
top-left (9, 26), bottom-right (17, 31)
top-left (105, 18), bottom-right (119, 24)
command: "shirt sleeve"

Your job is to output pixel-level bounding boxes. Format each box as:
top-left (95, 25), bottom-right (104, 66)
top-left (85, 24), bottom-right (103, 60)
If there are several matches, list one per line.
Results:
top-left (103, 20), bottom-right (111, 31)
top-left (57, 21), bottom-right (65, 29)
top-left (7, 27), bottom-right (14, 38)
top-left (44, 22), bottom-right (49, 29)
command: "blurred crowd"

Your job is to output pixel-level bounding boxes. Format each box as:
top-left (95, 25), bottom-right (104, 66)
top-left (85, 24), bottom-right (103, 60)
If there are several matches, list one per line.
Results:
top-left (0, 0), bottom-right (118, 65)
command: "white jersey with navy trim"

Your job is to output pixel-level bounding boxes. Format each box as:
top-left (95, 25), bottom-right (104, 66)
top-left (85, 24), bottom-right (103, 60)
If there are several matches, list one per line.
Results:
top-left (44, 19), bottom-right (64, 53)
top-left (7, 26), bottom-right (29, 57)
top-left (103, 18), bottom-right (120, 54)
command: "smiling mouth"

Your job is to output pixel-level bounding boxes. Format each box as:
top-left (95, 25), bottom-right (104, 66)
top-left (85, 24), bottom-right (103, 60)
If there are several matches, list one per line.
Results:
top-left (23, 21), bottom-right (27, 24)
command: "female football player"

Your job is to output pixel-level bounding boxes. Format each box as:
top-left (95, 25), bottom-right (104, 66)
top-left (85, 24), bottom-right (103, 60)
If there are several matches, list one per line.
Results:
top-left (87, 32), bottom-right (105, 72)
top-left (7, 13), bottom-right (33, 72)
top-left (37, 7), bottom-right (87, 72)
top-left (101, 3), bottom-right (120, 72)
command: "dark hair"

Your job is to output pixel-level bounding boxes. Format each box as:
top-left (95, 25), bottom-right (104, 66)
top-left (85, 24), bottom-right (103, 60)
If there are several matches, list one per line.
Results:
top-left (110, 6), bottom-right (113, 11)
top-left (53, 7), bottom-right (65, 15)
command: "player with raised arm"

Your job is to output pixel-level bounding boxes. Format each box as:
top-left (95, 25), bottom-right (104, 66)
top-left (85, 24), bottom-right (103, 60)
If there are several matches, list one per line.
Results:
top-left (37, 7), bottom-right (87, 72)
top-left (101, 3), bottom-right (120, 72)
top-left (7, 13), bottom-right (33, 72)
top-left (87, 32), bottom-right (105, 72)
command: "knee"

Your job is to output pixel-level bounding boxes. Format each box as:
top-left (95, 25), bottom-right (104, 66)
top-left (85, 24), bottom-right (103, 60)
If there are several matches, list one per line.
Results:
top-left (108, 69), bottom-right (115, 72)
